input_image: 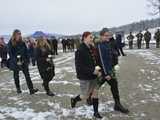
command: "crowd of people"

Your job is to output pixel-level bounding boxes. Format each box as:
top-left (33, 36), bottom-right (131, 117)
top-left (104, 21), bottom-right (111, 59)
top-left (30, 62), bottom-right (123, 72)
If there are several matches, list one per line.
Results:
top-left (61, 38), bottom-right (76, 52)
top-left (127, 29), bottom-right (160, 49)
top-left (1, 27), bottom-right (160, 119)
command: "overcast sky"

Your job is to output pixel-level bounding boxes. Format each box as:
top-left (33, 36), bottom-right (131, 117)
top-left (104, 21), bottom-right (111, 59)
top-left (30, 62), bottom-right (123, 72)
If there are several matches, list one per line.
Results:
top-left (0, 0), bottom-right (158, 35)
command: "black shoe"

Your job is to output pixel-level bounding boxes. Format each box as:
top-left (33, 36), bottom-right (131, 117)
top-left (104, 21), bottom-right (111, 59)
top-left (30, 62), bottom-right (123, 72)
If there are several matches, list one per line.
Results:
top-left (114, 103), bottom-right (129, 114)
top-left (17, 89), bottom-right (22, 94)
top-left (30, 88), bottom-right (39, 95)
top-left (94, 112), bottom-right (103, 119)
top-left (46, 91), bottom-right (55, 96)
top-left (71, 95), bottom-right (81, 108)
top-left (71, 98), bottom-right (76, 108)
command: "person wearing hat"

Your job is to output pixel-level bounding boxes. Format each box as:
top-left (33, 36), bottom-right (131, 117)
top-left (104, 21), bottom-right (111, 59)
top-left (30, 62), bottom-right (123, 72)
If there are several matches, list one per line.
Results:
top-left (96, 28), bottom-right (129, 114)
top-left (36, 36), bottom-right (55, 96)
top-left (8, 29), bottom-right (39, 94)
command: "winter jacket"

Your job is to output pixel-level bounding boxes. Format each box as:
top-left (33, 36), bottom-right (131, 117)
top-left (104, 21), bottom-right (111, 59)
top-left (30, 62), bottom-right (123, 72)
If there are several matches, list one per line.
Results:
top-left (8, 40), bottom-right (29, 71)
top-left (75, 43), bottom-right (97, 80)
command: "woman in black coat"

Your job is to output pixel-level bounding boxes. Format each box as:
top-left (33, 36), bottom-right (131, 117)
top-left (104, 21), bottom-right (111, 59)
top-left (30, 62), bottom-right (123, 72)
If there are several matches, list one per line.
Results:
top-left (36, 37), bottom-right (55, 96)
top-left (71, 32), bottom-right (102, 119)
top-left (8, 29), bottom-right (38, 94)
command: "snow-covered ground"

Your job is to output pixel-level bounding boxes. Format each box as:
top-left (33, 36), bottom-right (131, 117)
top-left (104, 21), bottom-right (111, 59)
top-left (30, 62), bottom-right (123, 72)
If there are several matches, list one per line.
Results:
top-left (0, 48), bottom-right (160, 120)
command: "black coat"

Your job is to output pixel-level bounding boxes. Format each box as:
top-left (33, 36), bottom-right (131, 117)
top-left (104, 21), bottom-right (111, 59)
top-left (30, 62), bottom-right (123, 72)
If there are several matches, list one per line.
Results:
top-left (8, 40), bottom-right (29, 71)
top-left (36, 47), bottom-right (55, 81)
top-left (75, 43), bottom-right (97, 80)
top-left (0, 44), bottom-right (8, 59)
top-left (110, 38), bottom-right (119, 66)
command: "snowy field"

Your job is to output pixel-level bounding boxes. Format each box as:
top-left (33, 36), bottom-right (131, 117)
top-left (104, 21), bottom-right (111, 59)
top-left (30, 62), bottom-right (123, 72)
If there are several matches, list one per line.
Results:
top-left (0, 48), bottom-right (160, 120)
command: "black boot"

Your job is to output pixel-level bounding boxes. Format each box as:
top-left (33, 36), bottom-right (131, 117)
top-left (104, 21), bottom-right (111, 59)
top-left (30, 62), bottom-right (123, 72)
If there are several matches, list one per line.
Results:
top-left (114, 99), bottom-right (129, 114)
top-left (43, 82), bottom-right (55, 97)
top-left (17, 89), bottom-right (22, 94)
top-left (16, 85), bottom-right (22, 94)
top-left (46, 91), bottom-right (55, 96)
top-left (30, 88), bottom-right (39, 95)
top-left (14, 74), bottom-right (22, 94)
top-left (71, 95), bottom-right (81, 108)
top-left (92, 98), bottom-right (102, 119)
top-left (15, 83), bottom-right (22, 94)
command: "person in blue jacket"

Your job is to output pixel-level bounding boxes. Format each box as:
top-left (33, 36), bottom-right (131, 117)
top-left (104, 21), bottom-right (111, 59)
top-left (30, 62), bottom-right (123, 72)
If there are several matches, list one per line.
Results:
top-left (97, 28), bottom-right (129, 114)
top-left (8, 29), bottom-right (38, 94)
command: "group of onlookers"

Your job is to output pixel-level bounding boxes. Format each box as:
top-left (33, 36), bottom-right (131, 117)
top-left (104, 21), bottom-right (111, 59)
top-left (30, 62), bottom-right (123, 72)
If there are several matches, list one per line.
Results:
top-left (61, 38), bottom-right (76, 52)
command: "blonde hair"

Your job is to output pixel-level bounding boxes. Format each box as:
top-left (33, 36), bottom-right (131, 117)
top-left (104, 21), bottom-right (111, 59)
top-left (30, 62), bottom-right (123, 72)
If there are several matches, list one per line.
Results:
top-left (11, 29), bottom-right (23, 46)
top-left (36, 37), bottom-right (51, 50)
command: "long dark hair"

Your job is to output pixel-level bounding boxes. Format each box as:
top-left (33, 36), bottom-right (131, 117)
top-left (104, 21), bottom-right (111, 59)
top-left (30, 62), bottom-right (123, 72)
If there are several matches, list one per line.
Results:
top-left (11, 29), bottom-right (23, 46)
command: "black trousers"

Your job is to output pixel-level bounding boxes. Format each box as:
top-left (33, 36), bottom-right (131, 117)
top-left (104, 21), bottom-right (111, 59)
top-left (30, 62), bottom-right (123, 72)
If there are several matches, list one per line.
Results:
top-left (117, 47), bottom-right (125, 56)
top-left (106, 78), bottom-right (120, 102)
top-left (38, 64), bottom-right (55, 92)
top-left (62, 45), bottom-right (67, 53)
top-left (53, 46), bottom-right (58, 55)
top-left (71, 44), bottom-right (75, 52)
top-left (146, 42), bottom-right (150, 49)
top-left (137, 40), bottom-right (142, 49)
top-left (156, 41), bottom-right (160, 48)
top-left (13, 65), bottom-right (33, 90)
top-left (129, 41), bottom-right (133, 49)
top-left (31, 57), bottom-right (36, 66)
top-left (43, 80), bottom-right (50, 92)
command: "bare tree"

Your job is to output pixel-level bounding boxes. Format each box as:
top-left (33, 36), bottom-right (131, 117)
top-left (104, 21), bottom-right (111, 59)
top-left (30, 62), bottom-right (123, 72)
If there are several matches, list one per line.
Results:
top-left (147, 0), bottom-right (160, 17)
